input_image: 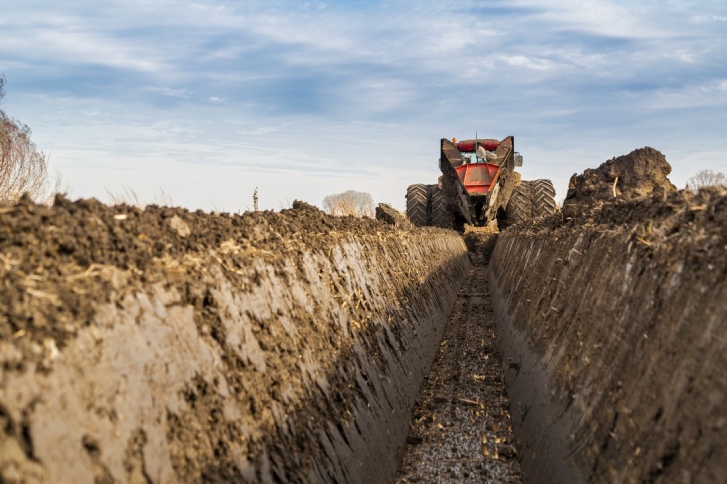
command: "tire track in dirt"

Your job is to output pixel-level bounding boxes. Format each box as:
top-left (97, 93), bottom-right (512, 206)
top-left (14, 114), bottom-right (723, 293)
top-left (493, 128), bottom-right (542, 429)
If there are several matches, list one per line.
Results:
top-left (396, 233), bottom-right (522, 483)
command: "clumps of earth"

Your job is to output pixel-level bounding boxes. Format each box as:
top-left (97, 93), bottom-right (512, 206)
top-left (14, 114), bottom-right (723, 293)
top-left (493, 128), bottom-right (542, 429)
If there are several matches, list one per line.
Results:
top-left (562, 147), bottom-right (677, 220)
top-left (375, 203), bottom-right (412, 228)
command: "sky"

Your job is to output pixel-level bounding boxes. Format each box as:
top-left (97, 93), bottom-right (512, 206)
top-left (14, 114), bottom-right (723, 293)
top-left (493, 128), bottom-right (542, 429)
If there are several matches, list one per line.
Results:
top-left (1, 0), bottom-right (726, 211)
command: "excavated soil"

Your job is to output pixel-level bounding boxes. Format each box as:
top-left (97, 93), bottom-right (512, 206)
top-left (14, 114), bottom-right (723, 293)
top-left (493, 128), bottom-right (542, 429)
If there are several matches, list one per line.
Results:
top-left (0, 197), bottom-right (369, 352)
top-left (491, 147), bottom-right (727, 482)
top-left (2, 143), bottom-right (725, 483)
top-left (396, 227), bottom-right (521, 483)
top-left (565, 146), bottom-right (676, 202)
top-left (563, 146), bottom-right (677, 220)
top-left (375, 203), bottom-right (412, 229)
top-left (0, 197), bottom-right (413, 365)
top-left (0, 196), bottom-right (470, 483)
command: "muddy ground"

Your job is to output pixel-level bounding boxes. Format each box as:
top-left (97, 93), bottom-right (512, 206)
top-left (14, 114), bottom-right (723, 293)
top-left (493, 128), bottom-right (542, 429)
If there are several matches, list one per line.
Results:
top-left (397, 227), bottom-right (521, 483)
top-left (491, 148), bottom-right (727, 482)
top-left (0, 197), bottom-right (469, 483)
top-left (1, 144), bottom-right (725, 483)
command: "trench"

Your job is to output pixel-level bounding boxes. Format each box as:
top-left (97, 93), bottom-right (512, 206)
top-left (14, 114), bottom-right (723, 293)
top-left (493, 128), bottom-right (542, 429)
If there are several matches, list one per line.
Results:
top-left (396, 232), bottom-right (522, 483)
top-left (396, 186), bottom-right (727, 483)
top-left (2, 189), bottom-right (726, 483)
top-left (0, 199), bottom-right (474, 483)
top-left (487, 187), bottom-right (727, 483)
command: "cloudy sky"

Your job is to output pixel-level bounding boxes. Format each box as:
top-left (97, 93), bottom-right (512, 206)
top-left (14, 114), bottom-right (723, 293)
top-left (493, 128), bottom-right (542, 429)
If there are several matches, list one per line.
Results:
top-left (2, 0), bottom-right (726, 211)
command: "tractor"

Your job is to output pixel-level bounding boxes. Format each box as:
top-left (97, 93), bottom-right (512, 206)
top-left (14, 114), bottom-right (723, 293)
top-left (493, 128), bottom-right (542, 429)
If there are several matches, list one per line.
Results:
top-left (406, 136), bottom-right (556, 230)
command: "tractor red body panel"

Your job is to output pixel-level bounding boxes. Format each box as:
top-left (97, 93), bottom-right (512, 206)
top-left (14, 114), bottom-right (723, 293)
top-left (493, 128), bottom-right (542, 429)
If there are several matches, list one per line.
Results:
top-left (455, 163), bottom-right (500, 196)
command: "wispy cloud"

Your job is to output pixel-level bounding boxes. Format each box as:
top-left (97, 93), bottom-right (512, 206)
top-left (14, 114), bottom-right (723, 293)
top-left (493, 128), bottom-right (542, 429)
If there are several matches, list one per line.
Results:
top-left (691, 14), bottom-right (727, 23)
top-left (1, 0), bottom-right (726, 208)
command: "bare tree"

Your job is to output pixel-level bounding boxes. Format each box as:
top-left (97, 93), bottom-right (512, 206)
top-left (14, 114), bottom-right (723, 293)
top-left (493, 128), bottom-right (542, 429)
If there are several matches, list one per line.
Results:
top-left (686, 169), bottom-right (727, 191)
top-left (322, 190), bottom-right (374, 217)
top-left (0, 111), bottom-right (54, 203)
top-left (0, 76), bottom-right (63, 204)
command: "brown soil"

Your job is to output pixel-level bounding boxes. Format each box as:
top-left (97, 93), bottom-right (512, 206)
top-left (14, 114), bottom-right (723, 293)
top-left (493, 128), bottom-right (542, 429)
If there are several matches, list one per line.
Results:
top-left (375, 203), bottom-right (412, 228)
top-left (3, 143), bottom-right (725, 483)
top-left (491, 159), bottom-right (727, 483)
top-left (0, 196), bottom-right (383, 356)
top-left (563, 147), bottom-right (677, 219)
top-left (0, 196), bottom-right (469, 483)
top-left (396, 228), bottom-right (522, 483)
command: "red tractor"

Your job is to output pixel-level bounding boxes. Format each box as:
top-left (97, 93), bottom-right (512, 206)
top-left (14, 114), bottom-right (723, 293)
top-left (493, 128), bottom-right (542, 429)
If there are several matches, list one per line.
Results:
top-left (406, 136), bottom-right (556, 230)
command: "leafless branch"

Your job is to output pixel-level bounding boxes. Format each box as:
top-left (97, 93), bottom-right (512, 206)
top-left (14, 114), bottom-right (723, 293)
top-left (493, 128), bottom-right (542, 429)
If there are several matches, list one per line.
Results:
top-left (0, 78), bottom-right (67, 205)
top-left (686, 169), bottom-right (727, 191)
top-left (0, 111), bottom-right (54, 203)
top-left (322, 190), bottom-right (374, 217)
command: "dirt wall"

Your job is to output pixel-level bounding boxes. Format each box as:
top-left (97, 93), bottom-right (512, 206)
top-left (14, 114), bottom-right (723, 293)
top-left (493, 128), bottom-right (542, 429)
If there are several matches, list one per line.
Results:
top-left (0, 198), bottom-right (470, 483)
top-left (489, 187), bottom-right (727, 482)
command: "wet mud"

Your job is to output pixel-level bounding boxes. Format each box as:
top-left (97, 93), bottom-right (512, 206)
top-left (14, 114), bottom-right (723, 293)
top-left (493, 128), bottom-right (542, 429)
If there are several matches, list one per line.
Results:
top-left (0, 198), bottom-right (469, 483)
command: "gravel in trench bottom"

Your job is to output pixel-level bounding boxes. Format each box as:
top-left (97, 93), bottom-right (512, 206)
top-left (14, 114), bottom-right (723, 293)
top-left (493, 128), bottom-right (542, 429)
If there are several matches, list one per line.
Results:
top-left (396, 242), bottom-right (522, 483)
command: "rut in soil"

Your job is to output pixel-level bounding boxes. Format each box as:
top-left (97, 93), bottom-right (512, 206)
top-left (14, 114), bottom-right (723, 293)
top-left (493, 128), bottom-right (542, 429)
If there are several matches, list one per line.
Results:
top-left (396, 238), bottom-right (522, 483)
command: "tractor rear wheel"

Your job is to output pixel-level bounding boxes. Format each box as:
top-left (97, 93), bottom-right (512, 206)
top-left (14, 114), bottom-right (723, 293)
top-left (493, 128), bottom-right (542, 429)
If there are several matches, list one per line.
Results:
top-left (430, 186), bottom-right (455, 229)
top-left (505, 181), bottom-right (533, 226)
top-left (406, 184), bottom-right (430, 227)
top-left (504, 179), bottom-right (557, 228)
top-left (531, 179), bottom-right (557, 217)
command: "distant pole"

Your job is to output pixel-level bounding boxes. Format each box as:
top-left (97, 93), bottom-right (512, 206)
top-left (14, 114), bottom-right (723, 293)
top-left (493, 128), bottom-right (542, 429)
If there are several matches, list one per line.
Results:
top-left (253, 187), bottom-right (259, 212)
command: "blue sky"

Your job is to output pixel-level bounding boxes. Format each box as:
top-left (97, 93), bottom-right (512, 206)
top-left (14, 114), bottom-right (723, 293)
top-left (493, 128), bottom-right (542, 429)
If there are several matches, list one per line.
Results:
top-left (2, 0), bottom-right (726, 211)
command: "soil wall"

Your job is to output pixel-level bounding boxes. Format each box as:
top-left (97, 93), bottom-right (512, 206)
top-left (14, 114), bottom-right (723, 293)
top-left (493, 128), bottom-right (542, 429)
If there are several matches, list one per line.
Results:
top-left (489, 188), bottom-right (727, 482)
top-left (0, 198), bottom-right (469, 483)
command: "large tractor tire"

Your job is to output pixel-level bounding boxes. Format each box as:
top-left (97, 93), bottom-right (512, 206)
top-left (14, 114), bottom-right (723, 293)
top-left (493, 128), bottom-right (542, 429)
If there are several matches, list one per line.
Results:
top-left (505, 181), bottom-right (533, 226)
top-left (406, 184), bottom-right (430, 227)
top-left (430, 186), bottom-right (455, 229)
top-left (503, 179), bottom-right (557, 228)
top-left (531, 179), bottom-right (557, 218)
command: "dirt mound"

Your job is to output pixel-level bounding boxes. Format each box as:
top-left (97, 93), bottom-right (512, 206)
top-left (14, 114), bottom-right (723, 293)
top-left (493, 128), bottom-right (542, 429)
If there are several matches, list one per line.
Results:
top-left (563, 147), bottom-right (676, 217)
top-left (594, 184), bottom-right (727, 233)
top-left (0, 196), bottom-right (382, 352)
top-left (491, 181), bottom-right (727, 482)
top-left (462, 225), bottom-right (499, 256)
top-left (0, 196), bottom-right (469, 483)
top-left (375, 203), bottom-right (411, 228)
